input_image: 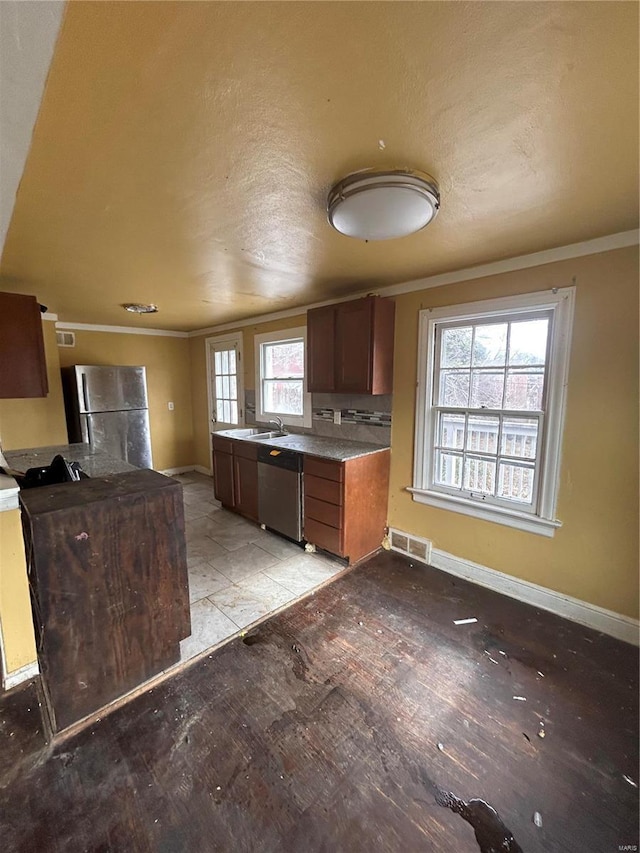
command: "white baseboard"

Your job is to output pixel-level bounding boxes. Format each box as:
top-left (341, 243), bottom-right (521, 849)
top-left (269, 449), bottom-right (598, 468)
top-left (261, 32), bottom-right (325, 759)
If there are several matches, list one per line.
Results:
top-left (194, 465), bottom-right (212, 477)
top-left (3, 660), bottom-right (39, 691)
top-left (427, 546), bottom-right (639, 646)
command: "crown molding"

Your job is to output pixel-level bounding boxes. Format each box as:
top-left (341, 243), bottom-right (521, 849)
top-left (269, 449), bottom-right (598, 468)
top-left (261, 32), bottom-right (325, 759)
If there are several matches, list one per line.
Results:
top-left (49, 230), bottom-right (637, 339)
top-left (188, 229), bottom-right (639, 337)
top-left (55, 321), bottom-right (188, 338)
top-left (377, 228), bottom-right (639, 299)
top-left (42, 312), bottom-right (58, 321)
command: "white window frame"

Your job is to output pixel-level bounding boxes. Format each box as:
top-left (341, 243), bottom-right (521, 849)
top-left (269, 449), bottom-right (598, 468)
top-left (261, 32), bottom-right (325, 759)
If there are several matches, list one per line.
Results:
top-left (410, 287), bottom-right (575, 537)
top-left (254, 327), bottom-right (312, 429)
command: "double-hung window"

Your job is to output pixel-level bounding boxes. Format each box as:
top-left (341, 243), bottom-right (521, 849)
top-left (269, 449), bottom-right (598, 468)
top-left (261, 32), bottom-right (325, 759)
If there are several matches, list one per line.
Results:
top-left (254, 327), bottom-right (311, 428)
top-left (411, 288), bottom-right (575, 536)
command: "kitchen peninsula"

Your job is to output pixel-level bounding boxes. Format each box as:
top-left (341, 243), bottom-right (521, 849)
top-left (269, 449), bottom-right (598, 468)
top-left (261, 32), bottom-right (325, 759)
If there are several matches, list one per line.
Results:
top-left (6, 444), bottom-right (190, 736)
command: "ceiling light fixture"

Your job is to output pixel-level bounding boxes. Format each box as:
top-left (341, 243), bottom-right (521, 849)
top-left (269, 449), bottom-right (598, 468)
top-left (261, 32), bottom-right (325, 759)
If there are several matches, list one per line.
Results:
top-left (122, 303), bottom-right (158, 314)
top-left (327, 168), bottom-right (440, 241)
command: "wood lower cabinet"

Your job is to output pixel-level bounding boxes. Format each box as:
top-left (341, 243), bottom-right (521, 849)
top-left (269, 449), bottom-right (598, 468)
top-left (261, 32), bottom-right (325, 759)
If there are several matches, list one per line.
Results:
top-left (212, 436), bottom-right (235, 507)
top-left (307, 295), bottom-right (395, 395)
top-left (212, 435), bottom-right (258, 521)
top-left (233, 442), bottom-right (258, 522)
top-left (0, 291), bottom-right (48, 399)
top-left (303, 450), bottom-right (390, 564)
top-left (19, 470), bottom-right (190, 736)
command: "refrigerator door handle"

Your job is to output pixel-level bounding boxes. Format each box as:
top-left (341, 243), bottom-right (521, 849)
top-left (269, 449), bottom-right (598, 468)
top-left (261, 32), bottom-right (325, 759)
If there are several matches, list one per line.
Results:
top-left (85, 415), bottom-right (93, 445)
top-left (81, 372), bottom-right (90, 413)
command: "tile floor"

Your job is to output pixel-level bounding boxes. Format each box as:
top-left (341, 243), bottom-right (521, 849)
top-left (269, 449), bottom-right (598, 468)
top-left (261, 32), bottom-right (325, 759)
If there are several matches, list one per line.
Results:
top-left (175, 471), bottom-right (346, 662)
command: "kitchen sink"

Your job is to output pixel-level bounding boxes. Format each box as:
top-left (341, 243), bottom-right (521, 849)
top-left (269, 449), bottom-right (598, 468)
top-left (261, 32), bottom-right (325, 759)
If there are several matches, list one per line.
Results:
top-left (252, 431), bottom-right (288, 440)
top-left (222, 428), bottom-right (288, 440)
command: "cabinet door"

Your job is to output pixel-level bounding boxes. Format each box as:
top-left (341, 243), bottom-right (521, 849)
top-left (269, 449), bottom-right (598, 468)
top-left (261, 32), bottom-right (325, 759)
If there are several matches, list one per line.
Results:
top-left (212, 449), bottom-right (234, 506)
top-left (234, 455), bottom-right (258, 521)
top-left (335, 298), bottom-right (374, 393)
top-left (307, 305), bottom-right (336, 392)
top-left (0, 292), bottom-right (48, 398)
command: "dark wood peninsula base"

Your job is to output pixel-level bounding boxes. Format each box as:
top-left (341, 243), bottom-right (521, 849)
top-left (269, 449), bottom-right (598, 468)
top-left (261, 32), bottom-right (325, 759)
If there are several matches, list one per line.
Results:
top-left (19, 470), bottom-right (190, 736)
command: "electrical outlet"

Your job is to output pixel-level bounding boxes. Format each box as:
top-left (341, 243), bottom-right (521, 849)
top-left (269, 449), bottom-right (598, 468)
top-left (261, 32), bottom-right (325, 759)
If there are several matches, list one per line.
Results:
top-left (333, 410), bottom-right (341, 425)
top-left (168, 402), bottom-right (174, 411)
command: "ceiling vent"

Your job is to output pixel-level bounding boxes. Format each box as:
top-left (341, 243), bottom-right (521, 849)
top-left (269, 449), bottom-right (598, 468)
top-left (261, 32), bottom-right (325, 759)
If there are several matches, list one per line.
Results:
top-left (56, 331), bottom-right (76, 348)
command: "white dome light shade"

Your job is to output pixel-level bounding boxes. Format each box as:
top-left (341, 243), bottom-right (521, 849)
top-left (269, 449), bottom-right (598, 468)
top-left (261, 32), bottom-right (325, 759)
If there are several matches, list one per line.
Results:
top-left (327, 169), bottom-right (440, 241)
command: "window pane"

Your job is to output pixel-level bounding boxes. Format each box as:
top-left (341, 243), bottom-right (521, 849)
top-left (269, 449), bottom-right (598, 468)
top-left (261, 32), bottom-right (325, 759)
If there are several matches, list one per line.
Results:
top-left (498, 462), bottom-right (535, 504)
top-left (222, 376), bottom-right (229, 400)
top-left (228, 350), bottom-right (236, 373)
top-left (439, 370), bottom-right (470, 406)
top-left (463, 456), bottom-right (496, 495)
top-left (473, 324), bottom-right (507, 366)
top-left (220, 351), bottom-right (229, 374)
top-left (263, 379), bottom-right (303, 415)
top-left (470, 370), bottom-right (504, 408)
top-left (501, 417), bottom-right (538, 459)
top-left (214, 351), bottom-right (222, 374)
top-left (508, 319), bottom-right (548, 366)
top-left (222, 400), bottom-right (231, 423)
top-left (229, 375), bottom-right (237, 400)
top-left (504, 369), bottom-right (544, 410)
top-left (466, 415), bottom-right (499, 453)
top-left (264, 341), bottom-right (304, 379)
top-left (434, 450), bottom-right (463, 489)
top-left (438, 412), bottom-right (465, 449)
top-left (441, 327), bottom-right (472, 367)
top-left (230, 401), bottom-right (238, 424)
top-left (215, 376), bottom-right (223, 400)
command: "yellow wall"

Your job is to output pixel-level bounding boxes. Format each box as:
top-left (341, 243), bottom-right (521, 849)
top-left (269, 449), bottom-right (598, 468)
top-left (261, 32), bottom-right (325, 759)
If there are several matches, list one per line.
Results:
top-left (189, 314), bottom-right (305, 470)
top-left (0, 508), bottom-right (37, 674)
top-left (58, 331), bottom-right (195, 471)
top-left (0, 320), bottom-right (67, 450)
top-left (389, 245), bottom-right (639, 619)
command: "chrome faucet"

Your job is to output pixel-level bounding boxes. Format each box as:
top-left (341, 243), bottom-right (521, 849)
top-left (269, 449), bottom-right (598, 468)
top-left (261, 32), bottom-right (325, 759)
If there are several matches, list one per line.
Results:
top-left (268, 416), bottom-right (287, 434)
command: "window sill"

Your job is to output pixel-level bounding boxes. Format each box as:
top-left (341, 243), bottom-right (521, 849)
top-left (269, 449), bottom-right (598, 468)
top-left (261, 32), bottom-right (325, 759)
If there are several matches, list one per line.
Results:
top-left (406, 486), bottom-right (562, 537)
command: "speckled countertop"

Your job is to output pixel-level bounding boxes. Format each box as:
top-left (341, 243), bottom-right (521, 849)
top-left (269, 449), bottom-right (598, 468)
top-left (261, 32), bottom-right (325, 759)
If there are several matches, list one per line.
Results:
top-left (215, 430), bottom-right (390, 461)
top-left (4, 443), bottom-right (139, 477)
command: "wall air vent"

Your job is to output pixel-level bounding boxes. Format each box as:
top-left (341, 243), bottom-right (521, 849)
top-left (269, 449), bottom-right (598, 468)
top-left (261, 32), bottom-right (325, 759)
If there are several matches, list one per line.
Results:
top-left (388, 527), bottom-right (432, 565)
top-left (56, 331), bottom-right (76, 347)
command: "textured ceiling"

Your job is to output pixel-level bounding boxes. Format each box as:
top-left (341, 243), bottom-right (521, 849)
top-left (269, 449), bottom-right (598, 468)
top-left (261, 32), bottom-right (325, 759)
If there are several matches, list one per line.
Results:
top-left (1, 1), bottom-right (638, 331)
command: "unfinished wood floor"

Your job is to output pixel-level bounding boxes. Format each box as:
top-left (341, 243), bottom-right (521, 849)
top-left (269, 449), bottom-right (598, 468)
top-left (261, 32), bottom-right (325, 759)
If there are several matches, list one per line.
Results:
top-left (1, 551), bottom-right (638, 852)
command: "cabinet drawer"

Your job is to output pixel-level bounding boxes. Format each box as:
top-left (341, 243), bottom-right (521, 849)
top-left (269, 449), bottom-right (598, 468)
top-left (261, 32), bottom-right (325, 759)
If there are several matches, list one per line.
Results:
top-left (233, 441), bottom-right (258, 461)
top-left (304, 455), bottom-right (344, 482)
top-left (304, 474), bottom-right (343, 506)
top-left (304, 517), bottom-right (343, 556)
top-left (212, 435), bottom-right (234, 454)
top-left (305, 496), bottom-right (342, 529)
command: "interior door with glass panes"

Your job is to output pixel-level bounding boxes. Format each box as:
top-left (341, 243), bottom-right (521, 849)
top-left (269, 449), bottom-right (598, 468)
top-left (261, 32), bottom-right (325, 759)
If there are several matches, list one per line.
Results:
top-left (207, 337), bottom-right (243, 432)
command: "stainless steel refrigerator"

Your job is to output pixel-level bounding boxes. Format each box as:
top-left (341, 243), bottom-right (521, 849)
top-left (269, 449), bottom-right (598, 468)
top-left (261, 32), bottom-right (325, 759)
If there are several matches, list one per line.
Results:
top-left (61, 365), bottom-right (153, 469)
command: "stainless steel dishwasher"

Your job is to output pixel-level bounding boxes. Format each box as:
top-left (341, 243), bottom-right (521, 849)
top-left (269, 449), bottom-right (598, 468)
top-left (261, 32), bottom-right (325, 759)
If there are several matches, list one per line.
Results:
top-left (257, 445), bottom-right (303, 542)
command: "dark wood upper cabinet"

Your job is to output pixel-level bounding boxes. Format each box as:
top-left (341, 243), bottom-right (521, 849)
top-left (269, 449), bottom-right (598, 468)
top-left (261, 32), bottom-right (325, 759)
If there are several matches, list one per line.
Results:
top-left (0, 292), bottom-right (48, 399)
top-left (307, 296), bottom-right (395, 394)
top-left (307, 304), bottom-right (336, 393)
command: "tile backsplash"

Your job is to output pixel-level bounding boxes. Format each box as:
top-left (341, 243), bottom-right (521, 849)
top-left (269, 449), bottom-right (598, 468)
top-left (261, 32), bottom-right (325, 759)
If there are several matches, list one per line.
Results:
top-left (244, 390), bottom-right (391, 446)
